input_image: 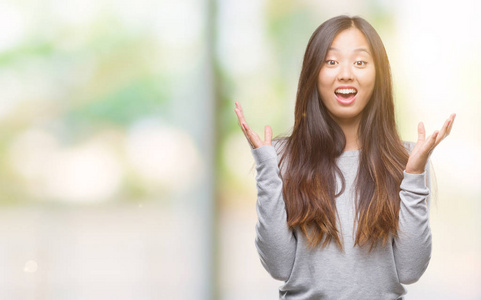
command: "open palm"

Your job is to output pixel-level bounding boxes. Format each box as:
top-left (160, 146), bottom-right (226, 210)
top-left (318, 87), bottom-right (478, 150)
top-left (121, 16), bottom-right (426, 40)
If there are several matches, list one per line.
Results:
top-left (406, 113), bottom-right (456, 174)
top-left (234, 101), bottom-right (272, 149)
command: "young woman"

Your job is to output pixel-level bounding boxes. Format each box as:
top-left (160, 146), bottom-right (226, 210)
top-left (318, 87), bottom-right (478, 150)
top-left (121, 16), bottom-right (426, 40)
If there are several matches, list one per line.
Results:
top-left (234, 15), bottom-right (455, 299)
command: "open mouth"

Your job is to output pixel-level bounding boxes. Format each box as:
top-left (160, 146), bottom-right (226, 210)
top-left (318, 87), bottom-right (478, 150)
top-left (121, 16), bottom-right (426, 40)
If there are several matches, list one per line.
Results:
top-left (334, 88), bottom-right (357, 104)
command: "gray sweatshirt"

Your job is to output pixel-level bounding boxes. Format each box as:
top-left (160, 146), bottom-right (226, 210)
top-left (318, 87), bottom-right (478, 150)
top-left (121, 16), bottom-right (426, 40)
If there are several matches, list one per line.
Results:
top-left (252, 140), bottom-right (432, 300)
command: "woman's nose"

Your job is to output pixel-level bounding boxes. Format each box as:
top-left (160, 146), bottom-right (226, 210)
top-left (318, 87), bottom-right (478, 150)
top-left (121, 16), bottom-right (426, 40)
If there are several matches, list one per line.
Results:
top-left (337, 64), bottom-right (353, 81)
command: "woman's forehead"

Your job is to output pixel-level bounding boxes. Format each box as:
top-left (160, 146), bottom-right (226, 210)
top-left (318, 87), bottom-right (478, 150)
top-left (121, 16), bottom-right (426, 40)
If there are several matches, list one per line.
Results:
top-left (328, 28), bottom-right (371, 55)
top-left (327, 47), bottom-right (371, 56)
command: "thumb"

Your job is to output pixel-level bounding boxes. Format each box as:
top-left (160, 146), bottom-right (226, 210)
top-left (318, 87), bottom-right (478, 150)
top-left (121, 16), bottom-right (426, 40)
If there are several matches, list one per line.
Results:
top-left (265, 125), bottom-right (272, 145)
top-left (417, 122), bottom-right (426, 142)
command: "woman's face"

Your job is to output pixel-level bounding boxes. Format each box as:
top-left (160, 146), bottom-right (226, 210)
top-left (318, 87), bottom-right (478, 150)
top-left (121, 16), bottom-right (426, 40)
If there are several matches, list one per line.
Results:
top-left (317, 27), bottom-right (376, 125)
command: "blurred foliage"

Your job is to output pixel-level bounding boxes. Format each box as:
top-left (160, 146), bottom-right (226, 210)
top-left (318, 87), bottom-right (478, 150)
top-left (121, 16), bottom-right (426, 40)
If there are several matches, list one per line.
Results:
top-left (0, 9), bottom-right (172, 205)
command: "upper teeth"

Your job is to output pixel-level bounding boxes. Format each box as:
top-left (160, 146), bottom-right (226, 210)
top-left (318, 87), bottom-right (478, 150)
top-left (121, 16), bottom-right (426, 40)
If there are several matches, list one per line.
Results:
top-left (335, 88), bottom-right (357, 94)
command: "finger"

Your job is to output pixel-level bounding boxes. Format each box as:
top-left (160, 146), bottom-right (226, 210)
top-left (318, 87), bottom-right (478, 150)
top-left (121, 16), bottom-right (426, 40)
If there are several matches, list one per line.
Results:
top-left (238, 122), bottom-right (254, 148)
top-left (234, 108), bottom-right (242, 127)
top-left (235, 102), bottom-right (264, 149)
top-left (244, 122), bottom-right (262, 148)
top-left (234, 108), bottom-right (247, 127)
top-left (417, 122), bottom-right (426, 142)
top-left (234, 102), bottom-right (248, 126)
top-left (446, 113), bottom-right (456, 136)
top-left (234, 107), bottom-right (252, 135)
top-left (425, 130), bottom-right (439, 153)
top-left (439, 113), bottom-right (456, 144)
top-left (439, 117), bottom-right (450, 136)
top-left (234, 110), bottom-right (249, 139)
top-left (234, 108), bottom-right (255, 148)
top-left (434, 117), bottom-right (451, 146)
top-left (265, 125), bottom-right (272, 145)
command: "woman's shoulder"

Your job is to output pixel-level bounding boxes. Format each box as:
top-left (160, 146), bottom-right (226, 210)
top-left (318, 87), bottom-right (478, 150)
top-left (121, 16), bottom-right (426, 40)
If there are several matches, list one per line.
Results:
top-left (272, 137), bottom-right (290, 176)
top-left (401, 140), bottom-right (416, 154)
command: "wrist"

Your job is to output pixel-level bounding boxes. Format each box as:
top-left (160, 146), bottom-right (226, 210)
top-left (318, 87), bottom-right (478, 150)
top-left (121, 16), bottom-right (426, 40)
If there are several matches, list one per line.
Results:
top-left (405, 168), bottom-right (424, 174)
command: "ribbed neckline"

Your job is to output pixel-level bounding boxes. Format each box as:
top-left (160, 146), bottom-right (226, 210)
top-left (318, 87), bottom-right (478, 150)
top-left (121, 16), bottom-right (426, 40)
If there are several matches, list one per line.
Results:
top-left (339, 149), bottom-right (361, 158)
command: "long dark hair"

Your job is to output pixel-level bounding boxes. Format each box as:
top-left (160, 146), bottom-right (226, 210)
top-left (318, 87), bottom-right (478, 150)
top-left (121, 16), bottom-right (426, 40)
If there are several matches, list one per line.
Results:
top-left (276, 15), bottom-right (409, 252)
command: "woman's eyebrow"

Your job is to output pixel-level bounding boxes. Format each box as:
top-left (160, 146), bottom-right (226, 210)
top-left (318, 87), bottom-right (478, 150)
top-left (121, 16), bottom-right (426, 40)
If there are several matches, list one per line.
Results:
top-left (328, 47), bottom-right (371, 55)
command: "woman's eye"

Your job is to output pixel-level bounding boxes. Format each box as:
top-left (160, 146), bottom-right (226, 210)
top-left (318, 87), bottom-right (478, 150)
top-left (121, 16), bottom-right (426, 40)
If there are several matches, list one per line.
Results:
top-left (326, 60), bottom-right (337, 65)
top-left (355, 61), bottom-right (367, 66)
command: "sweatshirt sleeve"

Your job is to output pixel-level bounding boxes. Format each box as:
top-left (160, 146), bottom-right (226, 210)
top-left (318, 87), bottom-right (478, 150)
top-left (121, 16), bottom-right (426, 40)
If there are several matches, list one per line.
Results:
top-left (393, 157), bottom-right (432, 285)
top-left (251, 144), bottom-right (297, 281)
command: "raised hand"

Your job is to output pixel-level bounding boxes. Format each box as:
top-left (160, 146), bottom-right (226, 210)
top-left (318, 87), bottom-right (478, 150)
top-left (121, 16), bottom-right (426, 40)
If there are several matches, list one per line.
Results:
top-left (234, 101), bottom-right (272, 149)
top-left (405, 113), bottom-right (456, 174)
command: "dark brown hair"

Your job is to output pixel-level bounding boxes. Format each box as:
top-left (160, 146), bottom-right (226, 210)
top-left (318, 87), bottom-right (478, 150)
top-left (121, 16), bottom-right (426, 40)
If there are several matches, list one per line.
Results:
top-left (276, 15), bottom-right (409, 252)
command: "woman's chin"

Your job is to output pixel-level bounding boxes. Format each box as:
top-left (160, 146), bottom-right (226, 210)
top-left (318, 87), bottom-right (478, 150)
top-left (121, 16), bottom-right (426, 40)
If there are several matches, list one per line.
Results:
top-left (329, 110), bottom-right (363, 123)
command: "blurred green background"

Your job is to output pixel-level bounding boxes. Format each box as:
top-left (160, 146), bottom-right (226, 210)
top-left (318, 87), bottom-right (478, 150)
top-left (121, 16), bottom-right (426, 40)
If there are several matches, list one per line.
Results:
top-left (0, 0), bottom-right (479, 299)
